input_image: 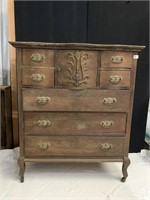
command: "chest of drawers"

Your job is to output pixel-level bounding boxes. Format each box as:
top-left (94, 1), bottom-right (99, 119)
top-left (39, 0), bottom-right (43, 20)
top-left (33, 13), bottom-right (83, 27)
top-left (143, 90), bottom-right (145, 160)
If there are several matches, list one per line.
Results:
top-left (10, 42), bottom-right (144, 182)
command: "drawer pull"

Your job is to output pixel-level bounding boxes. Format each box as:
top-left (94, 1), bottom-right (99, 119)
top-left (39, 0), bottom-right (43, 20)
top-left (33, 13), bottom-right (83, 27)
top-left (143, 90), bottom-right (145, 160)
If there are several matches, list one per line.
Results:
top-left (103, 97), bottom-right (117, 105)
top-left (36, 120), bottom-right (51, 127)
top-left (31, 53), bottom-right (45, 62)
top-left (31, 74), bottom-right (45, 81)
top-left (100, 143), bottom-right (113, 150)
top-left (111, 55), bottom-right (124, 64)
top-left (100, 121), bottom-right (114, 128)
top-left (109, 76), bottom-right (122, 84)
top-left (36, 97), bottom-right (50, 105)
top-left (38, 143), bottom-right (50, 150)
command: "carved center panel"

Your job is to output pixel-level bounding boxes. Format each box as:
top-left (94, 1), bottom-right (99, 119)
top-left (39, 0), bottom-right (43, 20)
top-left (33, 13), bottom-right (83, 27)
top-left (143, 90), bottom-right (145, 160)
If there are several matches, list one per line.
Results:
top-left (55, 51), bottom-right (98, 88)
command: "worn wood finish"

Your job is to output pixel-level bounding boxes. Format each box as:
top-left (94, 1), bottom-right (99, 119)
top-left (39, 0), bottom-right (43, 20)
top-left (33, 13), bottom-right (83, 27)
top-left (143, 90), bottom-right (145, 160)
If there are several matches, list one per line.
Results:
top-left (23, 88), bottom-right (130, 112)
top-left (100, 70), bottom-right (131, 89)
top-left (101, 51), bottom-right (133, 68)
top-left (25, 136), bottom-right (125, 157)
top-left (121, 157), bottom-right (130, 182)
top-left (24, 112), bottom-right (127, 135)
top-left (22, 68), bottom-right (54, 87)
top-left (10, 42), bottom-right (145, 52)
top-left (9, 41), bottom-right (144, 182)
top-left (55, 51), bottom-right (98, 88)
top-left (21, 49), bottom-right (54, 67)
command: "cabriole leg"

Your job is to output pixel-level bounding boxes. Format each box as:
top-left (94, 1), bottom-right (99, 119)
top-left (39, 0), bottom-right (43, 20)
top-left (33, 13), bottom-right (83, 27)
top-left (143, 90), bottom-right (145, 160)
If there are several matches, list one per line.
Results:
top-left (121, 157), bottom-right (130, 182)
top-left (18, 157), bottom-right (25, 183)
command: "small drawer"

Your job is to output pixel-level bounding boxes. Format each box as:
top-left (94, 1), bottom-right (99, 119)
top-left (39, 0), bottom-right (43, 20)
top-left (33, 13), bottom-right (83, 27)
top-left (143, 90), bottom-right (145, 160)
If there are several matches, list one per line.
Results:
top-left (21, 49), bottom-right (54, 67)
top-left (25, 136), bottom-right (125, 157)
top-left (24, 112), bottom-right (127, 135)
top-left (22, 68), bottom-right (54, 87)
top-left (100, 70), bottom-right (131, 89)
top-left (22, 88), bottom-right (130, 112)
top-left (101, 51), bottom-right (133, 68)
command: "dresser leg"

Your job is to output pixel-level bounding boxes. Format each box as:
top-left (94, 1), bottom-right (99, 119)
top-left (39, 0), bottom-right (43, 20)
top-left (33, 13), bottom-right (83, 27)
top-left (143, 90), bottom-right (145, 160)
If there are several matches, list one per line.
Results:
top-left (18, 157), bottom-right (25, 183)
top-left (121, 157), bottom-right (130, 182)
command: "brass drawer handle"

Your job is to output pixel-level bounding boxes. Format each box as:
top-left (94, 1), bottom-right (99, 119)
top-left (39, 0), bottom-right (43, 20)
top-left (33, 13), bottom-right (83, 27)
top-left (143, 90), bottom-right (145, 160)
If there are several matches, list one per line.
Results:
top-left (103, 97), bottom-right (117, 105)
top-left (111, 55), bottom-right (124, 64)
top-left (31, 53), bottom-right (45, 62)
top-left (36, 120), bottom-right (51, 127)
top-left (38, 143), bottom-right (50, 150)
top-left (31, 74), bottom-right (45, 81)
top-left (100, 143), bottom-right (113, 150)
top-left (36, 97), bottom-right (50, 105)
top-left (109, 76), bottom-right (122, 84)
top-left (100, 121), bottom-right (114, 128)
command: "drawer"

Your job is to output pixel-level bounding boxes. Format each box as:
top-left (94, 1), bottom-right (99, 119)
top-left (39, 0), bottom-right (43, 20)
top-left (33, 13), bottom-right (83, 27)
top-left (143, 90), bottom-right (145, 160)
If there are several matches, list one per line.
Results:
top-left (55, 51), bottom-right (98, 88)
top-left (101, 51), bottom-right (133, 68)
top-left (25, 136), bottom-right (125, 157)
top-left (22, 89), bottom-right (130, 112)
top-left (100, 70), bottom-right (131, 89)
top-left (24, 112), bottom-right (127, 135)
top-left (21, 49), bottom-right (54, 67)
top-left (22, 68), bottom-right (54, 87)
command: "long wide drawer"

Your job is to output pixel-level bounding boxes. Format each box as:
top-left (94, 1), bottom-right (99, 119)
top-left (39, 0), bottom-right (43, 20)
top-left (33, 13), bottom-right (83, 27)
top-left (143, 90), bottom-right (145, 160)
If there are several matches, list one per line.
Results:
top-left (24, 112), bottom-right (127, 135)
top-left (22, 89), bottom-right (130, 112)
top-left (25, 136), bottom-right (125, 157)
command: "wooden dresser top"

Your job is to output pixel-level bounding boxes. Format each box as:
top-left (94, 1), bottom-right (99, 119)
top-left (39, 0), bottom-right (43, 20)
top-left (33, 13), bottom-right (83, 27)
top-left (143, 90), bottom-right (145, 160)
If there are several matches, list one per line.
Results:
top-left (9, 41), bottom-right (145, 52)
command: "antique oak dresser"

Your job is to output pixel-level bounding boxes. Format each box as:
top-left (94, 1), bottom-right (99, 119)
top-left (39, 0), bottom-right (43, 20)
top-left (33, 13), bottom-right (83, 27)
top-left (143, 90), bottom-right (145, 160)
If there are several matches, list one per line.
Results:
top-left (10, 42), bottom-right (144, 182)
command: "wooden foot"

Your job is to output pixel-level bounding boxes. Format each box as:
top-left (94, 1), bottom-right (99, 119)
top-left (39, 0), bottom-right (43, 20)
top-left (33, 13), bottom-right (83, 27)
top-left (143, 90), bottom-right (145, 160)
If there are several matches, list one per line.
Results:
top-left (121, 157), bottom-right (130, 182)
top-left (18, 157), bottom-right (25, 183)
top-left (20, 176), bottom-right (24, 183)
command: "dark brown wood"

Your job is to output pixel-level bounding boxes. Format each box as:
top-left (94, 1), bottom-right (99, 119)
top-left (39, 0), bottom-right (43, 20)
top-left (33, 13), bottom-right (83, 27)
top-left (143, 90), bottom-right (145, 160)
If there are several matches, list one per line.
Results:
top-left (9, 41), bottom-right (144, 182)
top-left (0, 86), bottom-right (13, 148)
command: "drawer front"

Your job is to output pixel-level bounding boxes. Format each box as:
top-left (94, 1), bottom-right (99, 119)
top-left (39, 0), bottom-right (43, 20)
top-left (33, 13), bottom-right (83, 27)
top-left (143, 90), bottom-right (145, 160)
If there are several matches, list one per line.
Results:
top-left (22, 89), bottom-right (130, 112)
top-left (101, 51), bottom-right (133, 68)
top-left (55, 51), bottom-right (98, 88)
top-left (21, 49), bottom-right (54, 67)
top-left (25, 136), bottom-right (125, 157)
top-left (100, 70), bottom-right (131, 89)
top-left (24, 112), bottom-right (127, 135)
top-left (22, 68), bottom-right (54, 87)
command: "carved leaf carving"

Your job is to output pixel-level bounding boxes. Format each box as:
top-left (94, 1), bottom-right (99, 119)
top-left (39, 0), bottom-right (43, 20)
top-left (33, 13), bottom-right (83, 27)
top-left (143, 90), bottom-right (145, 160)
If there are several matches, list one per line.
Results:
top-left (64, 51), bottom-right (89, 87)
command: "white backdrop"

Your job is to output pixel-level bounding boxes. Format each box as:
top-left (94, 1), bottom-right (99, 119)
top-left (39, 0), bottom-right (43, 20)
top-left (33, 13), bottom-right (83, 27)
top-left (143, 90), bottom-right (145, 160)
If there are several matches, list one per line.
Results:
top-left (0, 0), bottom-right (10, 85)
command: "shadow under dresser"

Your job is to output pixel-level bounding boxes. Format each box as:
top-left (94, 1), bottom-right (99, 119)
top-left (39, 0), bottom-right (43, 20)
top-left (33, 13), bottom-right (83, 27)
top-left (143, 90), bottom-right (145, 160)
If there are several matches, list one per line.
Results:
top-left (10, 42), bottom-right (145, 182)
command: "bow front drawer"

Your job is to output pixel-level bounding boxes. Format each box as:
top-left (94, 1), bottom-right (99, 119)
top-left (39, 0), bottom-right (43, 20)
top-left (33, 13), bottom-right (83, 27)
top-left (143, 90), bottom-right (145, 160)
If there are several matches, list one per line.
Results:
top-left (22, 89), bottom-right (130, 112)
top-left (25, 136), bottom-right (125, 157)
top-left (24, 112), bottom-right (127, 135)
